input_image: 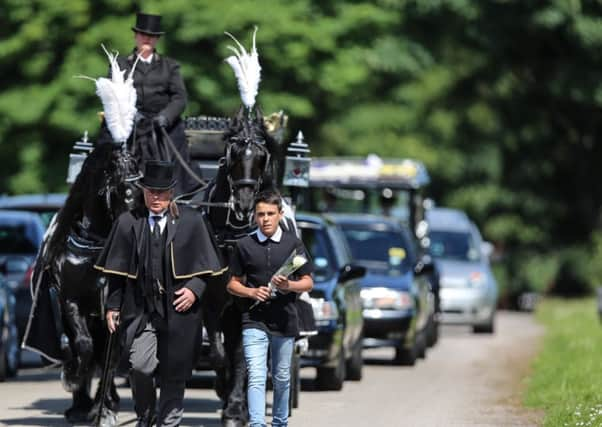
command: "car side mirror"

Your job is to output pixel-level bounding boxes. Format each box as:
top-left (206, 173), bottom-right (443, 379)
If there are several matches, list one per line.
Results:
top-left (481, 241), bottom-right (494, 260)
top-left (414, 254), bottom-right (435, 276)
top-left (338, 264), bottom-right (366, 283)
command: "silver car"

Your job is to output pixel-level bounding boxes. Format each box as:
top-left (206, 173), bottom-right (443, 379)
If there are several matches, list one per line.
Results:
top-left (426, 208), bottom-right (497, 333)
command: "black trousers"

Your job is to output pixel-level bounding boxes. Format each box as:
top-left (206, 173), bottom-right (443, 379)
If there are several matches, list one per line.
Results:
top-left (129, 317), bottom-right (186, 426)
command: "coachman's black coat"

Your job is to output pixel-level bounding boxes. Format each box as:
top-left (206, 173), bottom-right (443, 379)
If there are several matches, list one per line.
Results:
top-left (94, 206), bottom-right (226, 381)
top-left (98, 49), bottom-right (191, 193)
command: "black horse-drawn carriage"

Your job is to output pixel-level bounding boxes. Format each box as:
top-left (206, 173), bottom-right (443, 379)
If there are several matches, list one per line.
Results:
top-left (22, 108), bottom-right (310, 426)
top-left (23, 29), bottom-right (313, 426)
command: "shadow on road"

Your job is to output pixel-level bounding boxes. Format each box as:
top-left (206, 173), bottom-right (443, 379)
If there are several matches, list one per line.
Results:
top-left (0, 417), bottom-right (70, 426)
top-left (0, 394), bottom-right (222, 426)
top-left (1, 397), bottom-right (71, 426)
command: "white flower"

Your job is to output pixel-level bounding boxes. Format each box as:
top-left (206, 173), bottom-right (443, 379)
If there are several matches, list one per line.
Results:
top-left (292, 255), bottom-right (306, 268)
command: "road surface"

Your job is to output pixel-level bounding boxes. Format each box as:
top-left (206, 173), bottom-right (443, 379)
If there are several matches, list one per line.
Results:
top-left (0, 311), bottom-right (543, 426)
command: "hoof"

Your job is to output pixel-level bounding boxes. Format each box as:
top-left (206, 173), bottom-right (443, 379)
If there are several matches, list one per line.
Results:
top-left (65, 405), bottom-right (93, 424)
top-left (98, 407), bottom-right (119, 427)
top-left (64, 392), bottom-right (94, 424)
top-left (222, 418), bottom-right (245, 427)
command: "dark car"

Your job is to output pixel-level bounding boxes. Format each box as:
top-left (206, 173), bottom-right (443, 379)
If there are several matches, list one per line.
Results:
top-left (329, 214), bottom-right (436, 366)
top-left (296, 213), bottom-right (365, 391)
top-left (0, 210), bottom-right (46, 341)
top-left (0, 260), bottom-right (20, 380)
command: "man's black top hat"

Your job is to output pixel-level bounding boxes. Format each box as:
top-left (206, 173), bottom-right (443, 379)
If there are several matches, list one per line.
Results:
top-left (140, 160), bottom-right (176, 190)
top-left (132, 13), bottom-right (164, 36)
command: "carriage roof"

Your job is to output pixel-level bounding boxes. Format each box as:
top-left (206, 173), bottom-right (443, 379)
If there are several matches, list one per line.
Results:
top-left (309, 155), bottom-right (430, 190)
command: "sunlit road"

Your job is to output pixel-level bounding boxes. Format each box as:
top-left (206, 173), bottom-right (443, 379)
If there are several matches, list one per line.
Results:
top-left (0, 311), bottom-right (543, 426)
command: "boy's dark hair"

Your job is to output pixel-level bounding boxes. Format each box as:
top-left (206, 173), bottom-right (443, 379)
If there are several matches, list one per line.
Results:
top-left (254, 190), bottom-right (283, 210)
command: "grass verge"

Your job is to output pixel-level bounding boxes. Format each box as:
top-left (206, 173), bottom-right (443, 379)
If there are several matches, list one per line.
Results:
top-left (525, 298), bottom-right (602, 426)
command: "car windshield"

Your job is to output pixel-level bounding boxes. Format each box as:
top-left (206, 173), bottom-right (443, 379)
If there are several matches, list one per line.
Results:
top-left (340, 225), bottom-right (413, 274)
top-left (429, 230), bottom-right (480, 262)
top-left (299, 226), bottom-right (336, 282)
top-left (0, 224), bottom-right (38, 254)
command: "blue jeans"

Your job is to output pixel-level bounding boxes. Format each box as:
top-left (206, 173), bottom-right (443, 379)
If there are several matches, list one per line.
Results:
top-left (243, 328), bottom-right (294, 427)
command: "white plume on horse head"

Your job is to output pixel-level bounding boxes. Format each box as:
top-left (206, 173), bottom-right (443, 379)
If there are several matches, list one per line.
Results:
top-left (76, 44), bottom-right (140, 143)
top-left (224, 27), bottom-right (261, 110)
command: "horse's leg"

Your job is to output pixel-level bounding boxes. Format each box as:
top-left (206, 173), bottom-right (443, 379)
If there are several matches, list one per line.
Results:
top-left (221, 303), bottom-right (248, 427)
top-left (203, 281), bottom-right (226, 369)
top-left (204, 303), bottom-right (228, 403)
top-left (63, 299), bottom-right (95, 378)
top-left (62, 299), bottom-right (96, 423)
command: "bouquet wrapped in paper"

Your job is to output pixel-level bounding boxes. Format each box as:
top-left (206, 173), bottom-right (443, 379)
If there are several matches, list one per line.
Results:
top-left (250, 249), bottom-right (308, 310)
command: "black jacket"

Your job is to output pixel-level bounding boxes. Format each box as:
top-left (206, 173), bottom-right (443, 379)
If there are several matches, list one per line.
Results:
top-left (95, 206), bottom-right (226, 380)
top-left (97, 49), bottom-right (193, 194)
top-left (118, 50), bottom-right (187, 126)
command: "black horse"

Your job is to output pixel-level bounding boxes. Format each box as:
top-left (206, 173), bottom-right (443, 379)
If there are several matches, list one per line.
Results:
top-left (185, 107), bottom-right (283, 427)
top-left (23, 142), bottom-right (141, 425)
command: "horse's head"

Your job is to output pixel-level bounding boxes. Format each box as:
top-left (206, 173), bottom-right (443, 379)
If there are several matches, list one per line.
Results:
top-left (102, 145), bottom-right (143, 221)
top-left (224, 108), bottom-right (272, 221)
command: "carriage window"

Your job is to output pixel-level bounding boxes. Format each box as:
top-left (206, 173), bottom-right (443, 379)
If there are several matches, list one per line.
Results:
top-left (298, 226), bottom-right (336, 282)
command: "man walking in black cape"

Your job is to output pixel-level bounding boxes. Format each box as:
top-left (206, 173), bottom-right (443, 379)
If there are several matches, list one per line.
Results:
top-left (95, 160), bottom-right (225, 426)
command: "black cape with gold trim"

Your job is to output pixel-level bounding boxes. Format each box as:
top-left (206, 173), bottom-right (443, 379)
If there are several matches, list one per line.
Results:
top-left (94, 205), bottom-right (226, 381)
top-left (95, 205), bottom-right (225, 281)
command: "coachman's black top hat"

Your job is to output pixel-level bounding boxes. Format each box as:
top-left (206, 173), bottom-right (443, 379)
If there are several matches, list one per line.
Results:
top-left (132, 12), bottom-right (165, 36)
top-left (140, 160), bottom-right (176, 190)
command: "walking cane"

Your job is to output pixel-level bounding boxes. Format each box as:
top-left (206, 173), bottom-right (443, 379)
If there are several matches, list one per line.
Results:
top-left (96, 312), bottom-right (119, 427)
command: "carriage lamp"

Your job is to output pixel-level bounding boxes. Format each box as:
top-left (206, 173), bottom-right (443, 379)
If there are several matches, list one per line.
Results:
top-left (66, 131), bottom-right (94, 184)
top-left (283, 131), bottom-right (311, 188)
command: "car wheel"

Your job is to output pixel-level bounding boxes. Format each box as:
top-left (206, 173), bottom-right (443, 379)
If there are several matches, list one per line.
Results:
top-left (427, 316), bottom-right (439, 347)
top-left (417, 332), bottom-right (427, 359)
top-left (6, 346), bottom-right (19, 378)
top-left (473, 321), bottom-right (495, 334)
top-left (0, 345), bottom-right (7, 382)
top-left (316, 348), bottom-right (346, 391)
top-left (394, 340), bottom-right (417, 366)
top-left (345, 338), bottom-right (363, 381)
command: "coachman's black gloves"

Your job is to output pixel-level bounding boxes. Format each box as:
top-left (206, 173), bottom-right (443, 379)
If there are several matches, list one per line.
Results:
top-left (153, 115), bottom-right (168, 129)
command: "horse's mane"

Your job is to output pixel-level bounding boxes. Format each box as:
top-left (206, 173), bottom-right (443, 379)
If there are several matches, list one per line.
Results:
top-left (46, 143), bottom-right (116, 260)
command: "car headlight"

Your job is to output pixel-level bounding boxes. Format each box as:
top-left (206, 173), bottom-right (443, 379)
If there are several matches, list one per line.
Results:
top-left (361, 287), bottom-right (415, 310)
top-left (310, 298), bottom-right (339, 321)
top-left (469, 272), bottom-right (486, 287)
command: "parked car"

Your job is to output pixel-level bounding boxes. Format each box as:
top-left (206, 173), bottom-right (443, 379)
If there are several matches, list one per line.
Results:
top-left (426, 207), bottom-right (497, 333)
top-left (0, 210), bottom-right (46, 341)
top-left (296, 213), bottom-right (365, 390)
top-left (0, 193), bottom-right (66, 228)
top-left (0, 260), bottom-right (20, 380)
top-left (329, 214), bottom-right (436, 366)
